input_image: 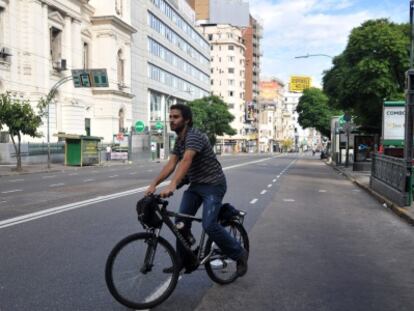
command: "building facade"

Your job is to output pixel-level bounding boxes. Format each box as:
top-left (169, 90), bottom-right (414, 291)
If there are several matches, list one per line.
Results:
top-left (0, 0), bottom-right (136, 143)
top-left (199, 24), bottom-right (246, 152)
top-left (131, 0), bottom-right (210, 158)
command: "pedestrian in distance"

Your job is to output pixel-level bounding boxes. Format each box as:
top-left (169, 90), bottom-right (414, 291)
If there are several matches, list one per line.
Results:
top-left (106, 145), bottom-right (112, 161)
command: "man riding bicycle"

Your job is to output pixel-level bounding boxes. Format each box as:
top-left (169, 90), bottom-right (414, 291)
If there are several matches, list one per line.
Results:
top-left (145, 104), bottom-right (248, 276)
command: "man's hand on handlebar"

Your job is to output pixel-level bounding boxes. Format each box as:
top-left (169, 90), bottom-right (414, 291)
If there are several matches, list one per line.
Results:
top-left (159, 183), bottom-right (176, 198)
top-left (145, 184), bottom-right (156, 196)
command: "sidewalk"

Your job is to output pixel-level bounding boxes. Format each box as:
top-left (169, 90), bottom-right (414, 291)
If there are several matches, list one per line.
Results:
top-left (328, 160), bottom-right (414, 226)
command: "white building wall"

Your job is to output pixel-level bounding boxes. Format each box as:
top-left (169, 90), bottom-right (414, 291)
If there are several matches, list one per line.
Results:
top-left (199, 24), bottom-right (245, 142)
top-left (0, 0), bottom-right (135, 143)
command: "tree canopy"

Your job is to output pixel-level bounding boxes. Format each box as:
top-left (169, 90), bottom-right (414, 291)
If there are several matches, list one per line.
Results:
top-left (0, 92), bottom-right (42, 170)
top-left (296, 87), bottom-right (339, 137)
top-left (187, 95), bottom-right (236, 146)
top-left (323, 19), bottom-right (409, 133)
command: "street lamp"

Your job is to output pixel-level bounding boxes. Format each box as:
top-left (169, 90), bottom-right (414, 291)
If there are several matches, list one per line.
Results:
top-left (294, 54), bottom-right (333, 59)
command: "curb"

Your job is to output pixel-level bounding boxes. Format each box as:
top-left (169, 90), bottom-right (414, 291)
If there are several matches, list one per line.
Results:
top-left (327, 162), bottom-right (414, 226)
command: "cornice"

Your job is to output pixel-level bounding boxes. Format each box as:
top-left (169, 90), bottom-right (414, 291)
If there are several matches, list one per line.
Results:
top-left (91, 16), bottom-right (137, 34)
top-left (40, 0), bottom-right (82, 22)
top-left (92, 89), bottom-right (134, 99)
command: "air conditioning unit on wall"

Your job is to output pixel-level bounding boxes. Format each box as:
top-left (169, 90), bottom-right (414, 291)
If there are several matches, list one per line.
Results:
top-left (53, 59), bottom-right (67, 71)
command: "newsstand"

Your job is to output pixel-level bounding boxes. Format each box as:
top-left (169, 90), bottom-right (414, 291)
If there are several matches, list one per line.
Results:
top-left (58, 134), bottom-right (102, 166)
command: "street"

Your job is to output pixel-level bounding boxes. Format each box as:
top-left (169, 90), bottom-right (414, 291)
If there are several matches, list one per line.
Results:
top-left (0, 154), bottom-right (413, 311)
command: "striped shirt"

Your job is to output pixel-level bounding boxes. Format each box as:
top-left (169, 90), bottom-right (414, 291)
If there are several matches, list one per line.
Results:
top-left (172, 127), bottom-right (225, 184)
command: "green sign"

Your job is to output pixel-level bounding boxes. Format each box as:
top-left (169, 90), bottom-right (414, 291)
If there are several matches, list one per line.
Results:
top-left (155, 121), bottom-right (163, 130)
top-left (72, 69), bottom-right (109, 88)
top-left (135, 120), bottom-right (145, 133)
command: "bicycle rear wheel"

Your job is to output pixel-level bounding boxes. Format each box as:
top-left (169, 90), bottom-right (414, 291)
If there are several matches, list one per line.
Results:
top-left (204, 221), bottom-right (249, 285)
top-left (105, 233), bottom-right (179, 310)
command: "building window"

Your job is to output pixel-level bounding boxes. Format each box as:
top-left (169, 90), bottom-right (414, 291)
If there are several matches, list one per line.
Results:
top-left (211, 79), bottom-right (214, 85)
top-left (228, 68), bottom-right (234, 74)
top-left (150, 92), bottom-right (162, 121)
top-left (228, 45), bottom-right (234, 50)
top-left (0, 7), bottom-right (4, 45)
top-left (117, 49), bottom-right (124, 85)
top-left (228, 56), bottom-right (234, 62)
top-left (85, 118), bottom-right (91, 136)
top-left (50, 27), bottom-right (62, 65)
top-left (82, 42), bottom-right (89, 69)
top-left (208, 34), bottom-right (213, 41)
top-left (228, 91), bottom-right (234, 97)
top-left (228, 79), bottom-right (234, 86)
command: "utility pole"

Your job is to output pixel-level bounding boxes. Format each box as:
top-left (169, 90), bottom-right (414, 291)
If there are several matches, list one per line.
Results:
top-left (404, 1), bottom-right (414, 204)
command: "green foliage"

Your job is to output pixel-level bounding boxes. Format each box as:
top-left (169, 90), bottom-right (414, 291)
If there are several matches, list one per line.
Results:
top-left (0, 92), bottom-right (43, 170)
top-left (281, 138), bottom-right (294, 152)
top-left (323, 19), bottom-right (409, 132)
top-left (187, 95), bottom-right (236, 146)
top-left (296, 88), bottom-right (339, 137)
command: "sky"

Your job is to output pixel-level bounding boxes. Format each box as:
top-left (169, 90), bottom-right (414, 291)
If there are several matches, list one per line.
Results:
top-left (249, 0), bottom-right (407, 87)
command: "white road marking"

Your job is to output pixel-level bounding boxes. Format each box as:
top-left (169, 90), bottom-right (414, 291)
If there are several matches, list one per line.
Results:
top-left (260, 190), bottom-right (267, 195)
top-left (68, 173), bottom-right (78, 176)
top-left (42, 175), bottom-right (56, 179)
top-left (49, 183), bottom-right (64, 188)
top-left (283, 199), bottom-right (295, 202)
top-left (129, 172), bottom-right (138, 175)
top-left (0, 201), bottom-right (7, 204)
top-left (2, 189), bottom-right (22, 194)
top-left (250, 198), bottom-right (258, 204)
top-left (267, 184), bottom-right (272, 188)
top-left (147, 169), bottom-right (153, 172)
top-left (272, 179), bottom-right (276, 182)
top-left (109, 175), bottom-right (119, 178)
top-left (277, 175), bottom-right (280, 178)
top-left (0, 158), bottom-right (279, 229)
top-left (143, 275), bottom-right (183, 310)
top-left (91, 170), bottom-right (99, 173)
top-left (10, 179), bottom-right (24, 183)
top-left (352, 189), bottom-right (361, 192)
top-left (83, 179), bottom-right (95, 182)
top-left (318, 190), bottom-right (327, 193)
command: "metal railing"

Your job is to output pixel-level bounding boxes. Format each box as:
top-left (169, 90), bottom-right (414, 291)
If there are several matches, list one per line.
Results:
top-left (370, 152), bottom-right (411, 206)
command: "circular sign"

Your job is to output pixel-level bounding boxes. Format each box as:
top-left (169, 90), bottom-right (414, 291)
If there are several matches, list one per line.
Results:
top-left (135, 120), bottom-right (145, 133)
top-left (155, 121), bottom-right (164, 130)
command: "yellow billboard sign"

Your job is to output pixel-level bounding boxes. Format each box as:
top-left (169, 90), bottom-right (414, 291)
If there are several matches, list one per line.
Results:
top-left (289, 76), bottom-right (312, 92)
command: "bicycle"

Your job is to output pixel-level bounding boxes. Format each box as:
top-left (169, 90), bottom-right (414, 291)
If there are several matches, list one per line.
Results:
top-left (105, 194), bottom-right (249, 310)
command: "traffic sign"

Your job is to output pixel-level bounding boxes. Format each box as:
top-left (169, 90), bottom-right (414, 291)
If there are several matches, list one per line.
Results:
top-left (155, 121), bottom-right (163, 130)
top-left (135, 120), bottom-right (145, 133)
top-left (71, 69), bottom-right (109, 88)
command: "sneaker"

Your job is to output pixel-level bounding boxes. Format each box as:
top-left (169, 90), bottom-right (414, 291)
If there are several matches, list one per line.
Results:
top-left (236, 250), bottom-right (248, 277)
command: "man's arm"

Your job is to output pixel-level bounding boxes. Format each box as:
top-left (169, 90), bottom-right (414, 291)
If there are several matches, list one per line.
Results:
top-left (145, 155), bottom-right (179, 195)
top-left (160, 149), bottom-right (196, 197)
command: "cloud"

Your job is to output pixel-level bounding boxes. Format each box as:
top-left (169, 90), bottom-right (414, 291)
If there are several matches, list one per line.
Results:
top-left (249, 0), bottom-right (406, 86)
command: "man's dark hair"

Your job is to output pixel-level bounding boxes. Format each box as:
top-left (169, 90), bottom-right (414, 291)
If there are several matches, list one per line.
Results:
top-left (170, 103), bottom-right (193, 127)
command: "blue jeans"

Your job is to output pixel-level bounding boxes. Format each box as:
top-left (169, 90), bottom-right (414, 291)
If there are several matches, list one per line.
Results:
top-left (175, 180), bottom-right (244, 266)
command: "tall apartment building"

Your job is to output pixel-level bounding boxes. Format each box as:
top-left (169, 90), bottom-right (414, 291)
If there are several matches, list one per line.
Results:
top-left (188, 0), bottom-right (261, 153)
top-left (243, 15), bottom-right (262, 152)
top-left (131, 0), bottom-right (210, 158)
top-left (0, 0), bottom-right (136, 143)
top-left (199, 24), bottom-right (246, 152)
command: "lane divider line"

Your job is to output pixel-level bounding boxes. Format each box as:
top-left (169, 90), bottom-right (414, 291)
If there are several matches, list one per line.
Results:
top-left (1, 189), bottom-right (22, 194)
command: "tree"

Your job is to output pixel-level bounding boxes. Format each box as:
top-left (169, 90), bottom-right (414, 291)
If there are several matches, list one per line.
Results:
top-left (296, 87), bottom-right (339, 137)
top-left (0, 92), bottom-right (42, 171)
top-left (323, 19), bottom-right (409, 133)
top-left (187, 95), bottom-right (236, 146)
top-left (281, 138), bottom-right (294, 152)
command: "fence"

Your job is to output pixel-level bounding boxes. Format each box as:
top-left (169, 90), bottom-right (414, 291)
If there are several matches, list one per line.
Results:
top-left (370, 152), bottom-right (411, 206)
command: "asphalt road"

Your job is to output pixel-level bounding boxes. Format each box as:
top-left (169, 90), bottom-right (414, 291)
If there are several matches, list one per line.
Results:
top-left (1, 154), bottom-right (413, 311)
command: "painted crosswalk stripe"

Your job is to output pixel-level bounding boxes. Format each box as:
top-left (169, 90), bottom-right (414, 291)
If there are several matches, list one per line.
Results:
top-left (318, 190), bottom-right (327, 193)
top-left (267, 184), bottom-right (272, 188)
top-left (2, 189), bottom-right (22, 194)
top-left (260, 190), bottom-right (267, 195)
top-left (42, 175), bottom-right (56, 179)
top-left (49, 183), bottom-right (64, 188)
top-left (250, 198), bottom-right (258, 204)
top-left (10, 179), bottom-right (24, 183)
top-left (109, 175), bottom-right (119, 178)
top-left (283, 199), bottom-right (295, 202)
top-left (272, 179), bottom-right (276, 182)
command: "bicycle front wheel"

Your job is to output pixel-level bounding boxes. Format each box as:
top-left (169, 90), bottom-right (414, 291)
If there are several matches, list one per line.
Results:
top-left (205, 221), bottom-right (249, 285)
top-left (105, 233), bottom-right (179, 310)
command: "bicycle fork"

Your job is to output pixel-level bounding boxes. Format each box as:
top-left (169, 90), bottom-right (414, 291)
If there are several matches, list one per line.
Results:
top-left (140, 230), bottom-right (160, 274)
